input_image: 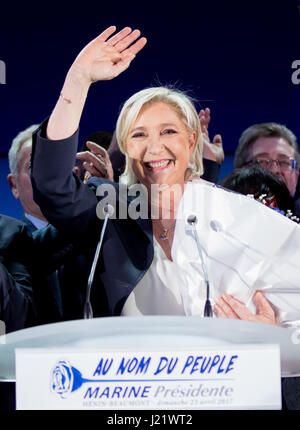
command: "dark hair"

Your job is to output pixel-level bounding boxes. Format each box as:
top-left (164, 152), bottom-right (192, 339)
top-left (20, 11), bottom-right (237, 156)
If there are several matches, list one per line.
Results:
top-left (233, 123), bottom-right (300, 170)
top-left (80, 131), bottom-right (113, 152)
top-left (76, 131), bottom-right (113, 180)
top-left (220, 166), bottom-right (295, 214)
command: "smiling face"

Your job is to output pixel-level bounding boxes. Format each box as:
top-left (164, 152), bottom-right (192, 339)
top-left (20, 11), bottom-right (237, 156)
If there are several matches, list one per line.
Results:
top-left (125, 102), bottom-right (196, 191)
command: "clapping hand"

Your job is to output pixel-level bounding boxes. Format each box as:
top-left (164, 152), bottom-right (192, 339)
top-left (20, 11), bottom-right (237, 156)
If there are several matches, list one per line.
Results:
top-left (77, 141), bottom-right (115, 182)
top-left (199, 107), bottom-right (224, 164)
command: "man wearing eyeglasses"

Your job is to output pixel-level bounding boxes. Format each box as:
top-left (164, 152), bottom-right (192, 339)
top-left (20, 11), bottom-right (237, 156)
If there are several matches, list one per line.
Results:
top-left (234, 123), bottom-right (299, 199)
top-left (233, 123), bottom-right (300, 410)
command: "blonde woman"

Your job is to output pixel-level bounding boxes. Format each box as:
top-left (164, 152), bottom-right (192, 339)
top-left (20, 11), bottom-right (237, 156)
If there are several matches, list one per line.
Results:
top-left (31, 26), bottom-right (275, 324)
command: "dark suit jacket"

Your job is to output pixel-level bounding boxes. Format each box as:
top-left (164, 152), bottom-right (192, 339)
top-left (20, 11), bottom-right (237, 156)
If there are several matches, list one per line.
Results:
top-left (0, 214), bottom-right (35, 333)
top-left (21, 215), bottom-right (63, 325)
top-left (31, 122), bottom-right (154, 317)
top-left (0, 212), bottom-right (79, 332)
top-left (0, 214), bottom-right (78, 411)
top-left (0, 215), bottom-right (30, 410)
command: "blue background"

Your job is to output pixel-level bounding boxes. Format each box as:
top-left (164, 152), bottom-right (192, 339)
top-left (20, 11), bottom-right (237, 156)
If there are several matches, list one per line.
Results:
top-left (0, 0), bottom-right (299, 218)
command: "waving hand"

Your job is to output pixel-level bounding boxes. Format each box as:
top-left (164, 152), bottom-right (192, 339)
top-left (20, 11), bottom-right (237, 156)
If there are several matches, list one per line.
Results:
top-left (72, 26), bottom-right (147, 84)
top-left (47, 26), bottom-right (147, 140)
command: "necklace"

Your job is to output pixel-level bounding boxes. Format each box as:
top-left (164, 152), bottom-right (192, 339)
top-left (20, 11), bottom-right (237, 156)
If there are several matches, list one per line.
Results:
top-left (158, 220), bottom-right (176, 241)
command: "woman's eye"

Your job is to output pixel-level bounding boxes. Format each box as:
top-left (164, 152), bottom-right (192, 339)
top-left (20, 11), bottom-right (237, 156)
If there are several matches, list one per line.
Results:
top-left (131, 132), bottom-right (145, 138)
top-left (162, 129), bottom-right (177, 135)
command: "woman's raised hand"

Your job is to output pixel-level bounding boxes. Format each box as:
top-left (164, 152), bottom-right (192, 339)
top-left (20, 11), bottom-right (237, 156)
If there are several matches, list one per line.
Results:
top-left (47, 26), bottom-right (146, 140)
top-left (70, 26), bottom-right (147, 84)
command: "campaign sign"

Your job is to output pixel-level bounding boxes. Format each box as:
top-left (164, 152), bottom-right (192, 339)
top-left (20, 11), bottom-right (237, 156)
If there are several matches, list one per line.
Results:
top-left (15, 345), bottom-right (281, 410)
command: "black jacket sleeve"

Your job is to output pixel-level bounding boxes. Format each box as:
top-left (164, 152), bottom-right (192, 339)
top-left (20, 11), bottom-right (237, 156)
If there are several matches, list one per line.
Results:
top-left (31, 121), bottom-right (99, 234)
top-left (0, 216), bottom-right (36, 333)
top-left (0, 261), bottom-right (34, 333)
top-left (201, 158), bottom-right (221, 184)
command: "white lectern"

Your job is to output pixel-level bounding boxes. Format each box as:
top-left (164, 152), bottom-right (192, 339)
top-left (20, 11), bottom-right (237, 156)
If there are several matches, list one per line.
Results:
top-left (0, 316), bottom-right (299, 410)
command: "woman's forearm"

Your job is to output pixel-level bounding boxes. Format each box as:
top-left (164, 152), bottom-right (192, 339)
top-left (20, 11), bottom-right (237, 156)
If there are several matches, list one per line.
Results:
top-left (46, 27), bottom-right (146, 141)
top-left (47, 66), bottom-right (91, 140)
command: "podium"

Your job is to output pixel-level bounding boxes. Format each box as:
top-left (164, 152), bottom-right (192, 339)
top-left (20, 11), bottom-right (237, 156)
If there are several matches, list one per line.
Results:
top-left (0, 316), bottom-right (299, 409)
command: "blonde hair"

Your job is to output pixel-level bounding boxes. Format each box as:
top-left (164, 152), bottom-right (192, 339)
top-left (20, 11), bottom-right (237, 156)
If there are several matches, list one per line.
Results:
top-left (116, 87), bottom-right (203, 186)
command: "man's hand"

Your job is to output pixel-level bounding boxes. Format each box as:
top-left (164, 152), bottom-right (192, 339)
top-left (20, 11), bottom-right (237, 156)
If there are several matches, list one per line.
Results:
top-left (199, 107), bottom-right (224, 164)
top-left (76, 141), bottom-right (114, 182)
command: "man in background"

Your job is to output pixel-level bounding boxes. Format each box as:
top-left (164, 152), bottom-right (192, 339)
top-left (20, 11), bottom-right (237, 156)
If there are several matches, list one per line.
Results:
top-left (7, 125), bottom-right (48, 231)
top-left (233, 123), bottom-right (300, 212)
top-left (7, 124), bottom-right (63, 324)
